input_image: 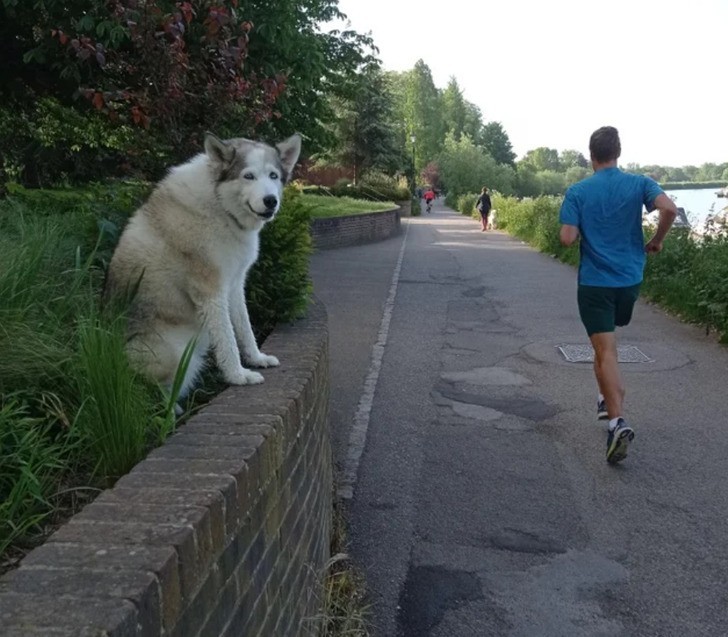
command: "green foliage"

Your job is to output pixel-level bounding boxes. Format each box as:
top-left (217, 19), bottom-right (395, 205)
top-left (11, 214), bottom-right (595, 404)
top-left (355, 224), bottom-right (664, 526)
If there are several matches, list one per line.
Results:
top-left (491, 195), bottom-right (579, 265)
top-left (394, 61), bottom-right (445, 173)
top-left (514, 164), bottom-right (569, 197)
top-left (625, 162), bottom-right (728, 184)
top-left (658, 181), bottom-right (728, 190)
top-left (480, 122), bottom-right (516, 167)
top-left (643, 228), bottom-right (728, 341)
top-left (1, 0), bottom-right (377, 184)
top-left (304, 172), bottom-right (409, 202)
top-left (411, 195), bottom-right (422, 217)
top-left (437, 134), bottom-right (515, 197)
top-left (322, 65), bottom-right (405, 182)
top-left (520, 147), bottom-right (561, 173)
top-left (247, 188), bottom-right (313, 340)
top-left (0, 99), bottom-right (136, 186)
top-left (456, 193), bottom-right (479, 217)
top-left (0, 195), bottom-right (165, 554)
top-left (0, 399), bottom-right (75, 556)
top-left (74, 314), bottom-right (159, 481)
top-left (441, 77), bottom-right (468, 142)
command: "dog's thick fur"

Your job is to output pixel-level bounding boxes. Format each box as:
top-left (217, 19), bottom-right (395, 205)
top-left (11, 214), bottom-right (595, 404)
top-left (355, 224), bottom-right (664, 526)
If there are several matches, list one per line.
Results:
top-left (105, 133), bottom-right (302, 398)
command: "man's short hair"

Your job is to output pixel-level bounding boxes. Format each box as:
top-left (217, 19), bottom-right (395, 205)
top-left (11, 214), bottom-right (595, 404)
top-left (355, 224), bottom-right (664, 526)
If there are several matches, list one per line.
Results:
top-left (589, 126), bottom-right (621, 163)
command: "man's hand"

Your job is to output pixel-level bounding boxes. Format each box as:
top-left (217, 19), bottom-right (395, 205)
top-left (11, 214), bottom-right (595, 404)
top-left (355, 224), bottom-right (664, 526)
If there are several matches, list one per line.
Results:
top-left (645, 238), bottom-right (663, 254)
top-left (560, 224), bottom-right (580, 247)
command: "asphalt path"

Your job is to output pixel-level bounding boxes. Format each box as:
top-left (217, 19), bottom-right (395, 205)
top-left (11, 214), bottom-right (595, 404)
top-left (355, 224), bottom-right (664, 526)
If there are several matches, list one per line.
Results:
top-left (309, 198), bottom-right (728, 637)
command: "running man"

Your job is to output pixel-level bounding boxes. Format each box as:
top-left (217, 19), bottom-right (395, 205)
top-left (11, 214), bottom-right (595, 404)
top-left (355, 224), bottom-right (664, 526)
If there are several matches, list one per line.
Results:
top-left (423, 187), bottom-right (436, 213)
top-left (559, 126), bottom-right (678, 464)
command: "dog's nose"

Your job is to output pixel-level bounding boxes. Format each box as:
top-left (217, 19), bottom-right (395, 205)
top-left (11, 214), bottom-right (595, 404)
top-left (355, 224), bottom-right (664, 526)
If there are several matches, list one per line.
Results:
top-left (263, 195), bottom-right (278, 210)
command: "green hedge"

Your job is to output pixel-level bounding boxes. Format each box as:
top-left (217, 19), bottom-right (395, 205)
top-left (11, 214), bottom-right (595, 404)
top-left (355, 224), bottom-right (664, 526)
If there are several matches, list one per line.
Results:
top-left (492, 195), bottom-right (728, 341)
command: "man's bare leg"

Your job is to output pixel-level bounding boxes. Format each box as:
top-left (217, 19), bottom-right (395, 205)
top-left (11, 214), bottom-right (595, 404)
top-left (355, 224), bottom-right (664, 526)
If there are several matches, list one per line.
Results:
top-left (590, 332), bottom-right (624, 419)
top-left (590, 331), bottom-right (634, 464)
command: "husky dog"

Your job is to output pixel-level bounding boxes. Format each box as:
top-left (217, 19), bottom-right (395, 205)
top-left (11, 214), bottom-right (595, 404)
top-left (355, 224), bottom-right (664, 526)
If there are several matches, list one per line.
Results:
top-left (105, 133), bottom-right (302, 398)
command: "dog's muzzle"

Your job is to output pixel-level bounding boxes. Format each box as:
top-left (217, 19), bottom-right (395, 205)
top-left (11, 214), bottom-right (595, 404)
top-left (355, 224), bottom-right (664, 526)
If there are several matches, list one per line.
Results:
top-left (258, 210), bottom-right (275, 220)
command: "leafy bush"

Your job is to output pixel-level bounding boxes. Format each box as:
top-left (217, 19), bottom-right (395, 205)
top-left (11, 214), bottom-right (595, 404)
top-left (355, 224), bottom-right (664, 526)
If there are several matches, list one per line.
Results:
top-left (456, 193), bottom-right (478, 216)
top-left (643, 227), bottom-right (728, 341)
top-left (411, 195), bottom-right (421, 217)
top-left (0, 99), bottom-right (139, 186)
top-left (325, 172), bottom-right (409, 202)
top-left (492, 194), bottom-right (578, 265)
top-left (1, 0), bottom-right (376, 184)
top-left (246, 187), bottom-right (313, 340)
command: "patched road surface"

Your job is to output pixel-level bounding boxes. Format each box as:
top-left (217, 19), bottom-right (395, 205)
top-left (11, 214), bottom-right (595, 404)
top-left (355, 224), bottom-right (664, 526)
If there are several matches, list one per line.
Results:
top-left (310, 200), bottom-right (728, 637)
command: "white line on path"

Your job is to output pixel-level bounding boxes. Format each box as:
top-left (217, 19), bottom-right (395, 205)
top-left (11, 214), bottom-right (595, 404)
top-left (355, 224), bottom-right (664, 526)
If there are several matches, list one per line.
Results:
top-left (337, 219), bottom-right (412, 500)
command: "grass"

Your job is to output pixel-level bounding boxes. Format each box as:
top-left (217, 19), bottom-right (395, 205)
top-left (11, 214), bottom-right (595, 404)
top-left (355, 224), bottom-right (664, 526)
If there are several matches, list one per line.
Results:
top-left (301, 193), bottom-right (395, 219)
top-left (309, 500), bottom-right (371, 636)
top-left (0, 181), bottom-right (183, 569)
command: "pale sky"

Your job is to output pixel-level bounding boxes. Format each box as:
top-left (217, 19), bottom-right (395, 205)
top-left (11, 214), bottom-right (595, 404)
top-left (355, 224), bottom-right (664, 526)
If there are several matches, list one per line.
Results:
top-left (333, 0), bottom-right (727, 167)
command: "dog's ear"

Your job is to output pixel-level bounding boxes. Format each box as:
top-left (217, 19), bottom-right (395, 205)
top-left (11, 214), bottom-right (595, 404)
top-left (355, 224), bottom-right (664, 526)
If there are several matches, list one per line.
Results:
top-left (204, 132), bottom-right (235, 165)
top-left (276, 134), bottom-right (302, 181)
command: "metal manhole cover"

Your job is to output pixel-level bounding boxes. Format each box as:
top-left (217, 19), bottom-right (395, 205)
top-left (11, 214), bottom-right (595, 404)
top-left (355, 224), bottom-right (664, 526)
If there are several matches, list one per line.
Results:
top-left (557, 344), bottom-right (653, 363)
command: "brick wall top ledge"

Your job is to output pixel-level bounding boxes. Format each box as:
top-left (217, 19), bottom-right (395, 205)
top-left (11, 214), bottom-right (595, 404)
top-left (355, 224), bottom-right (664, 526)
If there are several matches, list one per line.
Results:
top-left (0, 297), bottom-right (331, 637)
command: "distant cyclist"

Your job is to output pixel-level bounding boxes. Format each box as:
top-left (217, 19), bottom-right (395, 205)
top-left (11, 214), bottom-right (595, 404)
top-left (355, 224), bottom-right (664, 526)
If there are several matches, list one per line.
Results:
top-left (424, 187), bottom-right (436, 213)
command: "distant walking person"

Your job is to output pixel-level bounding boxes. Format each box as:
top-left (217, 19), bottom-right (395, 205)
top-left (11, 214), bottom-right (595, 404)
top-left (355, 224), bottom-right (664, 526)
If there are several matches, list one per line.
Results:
top-left (559, 126), bottom-right (678, 464)
top-left (424, 187), bottom-right (436, 213)
top-left (476, 187), bottom-right (492, 231)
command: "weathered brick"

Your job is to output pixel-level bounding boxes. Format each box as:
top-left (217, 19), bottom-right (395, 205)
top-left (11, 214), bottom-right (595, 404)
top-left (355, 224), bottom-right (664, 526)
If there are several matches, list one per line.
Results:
top-left (99, 485), bottom-right (236, 544)
top-left (0, 568), bottom-right (160, 636)
top-left (20, 542), bottom-right (182, 631)
top-left (147, 441), bottom-right (258, 461)
top-left (0, 593), bottom-right (139, 636)
top-left (180, 421), bottom-right (278, 439)
top-left (48, 520), bottom-right (206, 602)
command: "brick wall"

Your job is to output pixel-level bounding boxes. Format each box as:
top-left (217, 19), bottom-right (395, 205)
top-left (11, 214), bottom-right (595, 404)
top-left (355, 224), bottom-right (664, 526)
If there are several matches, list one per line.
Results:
top-left (0, 298), bottom-right (331, 637)
top-left (311, 207), bottom-right (402, 250)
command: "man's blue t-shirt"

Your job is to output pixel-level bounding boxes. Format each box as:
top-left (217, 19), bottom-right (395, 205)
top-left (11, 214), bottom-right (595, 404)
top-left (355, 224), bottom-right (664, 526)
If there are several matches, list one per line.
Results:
top-left (559, 167), bottom-right (663, 287)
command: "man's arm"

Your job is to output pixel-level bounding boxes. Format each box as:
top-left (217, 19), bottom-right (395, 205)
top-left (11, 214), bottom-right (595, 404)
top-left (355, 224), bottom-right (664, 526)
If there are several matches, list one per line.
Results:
top-left (560, 224), bottom-right (580, 246)
top-left (645, 193), bottom-right (678, 253)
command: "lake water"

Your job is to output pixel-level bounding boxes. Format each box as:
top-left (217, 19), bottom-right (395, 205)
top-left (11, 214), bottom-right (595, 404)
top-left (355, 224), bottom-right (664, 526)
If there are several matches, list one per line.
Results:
top-left (663, 187), bottom-right (727, 227)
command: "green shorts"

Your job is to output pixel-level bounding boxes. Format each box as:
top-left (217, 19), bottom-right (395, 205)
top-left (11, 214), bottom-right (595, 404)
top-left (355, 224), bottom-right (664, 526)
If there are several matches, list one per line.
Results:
top-left (577, 284), bottom-right (641, 336)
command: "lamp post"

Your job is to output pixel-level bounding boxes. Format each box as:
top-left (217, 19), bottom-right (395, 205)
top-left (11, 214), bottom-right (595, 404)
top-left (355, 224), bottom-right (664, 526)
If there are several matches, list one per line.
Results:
top-left (410, 134), bottom-right (416, 195)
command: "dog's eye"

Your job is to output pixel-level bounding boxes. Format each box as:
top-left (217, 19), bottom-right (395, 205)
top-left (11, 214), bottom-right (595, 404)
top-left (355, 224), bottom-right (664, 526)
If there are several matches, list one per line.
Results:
top-left (243, 172), bottom-right (255, 180)
top-left (269, 172), bottom-right (279, 180)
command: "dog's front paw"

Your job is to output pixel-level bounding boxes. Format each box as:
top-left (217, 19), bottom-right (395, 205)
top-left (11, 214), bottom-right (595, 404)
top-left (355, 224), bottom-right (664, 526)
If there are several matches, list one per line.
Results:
top-left (247, 352), bottom-right (279, 368)
top-left (225, 367), bottom-right (265, 385)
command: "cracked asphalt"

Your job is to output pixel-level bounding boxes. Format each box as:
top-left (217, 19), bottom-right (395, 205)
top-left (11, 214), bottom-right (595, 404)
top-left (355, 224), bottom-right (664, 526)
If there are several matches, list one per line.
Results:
top-left (309, 199), bottom-right (728, 637)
